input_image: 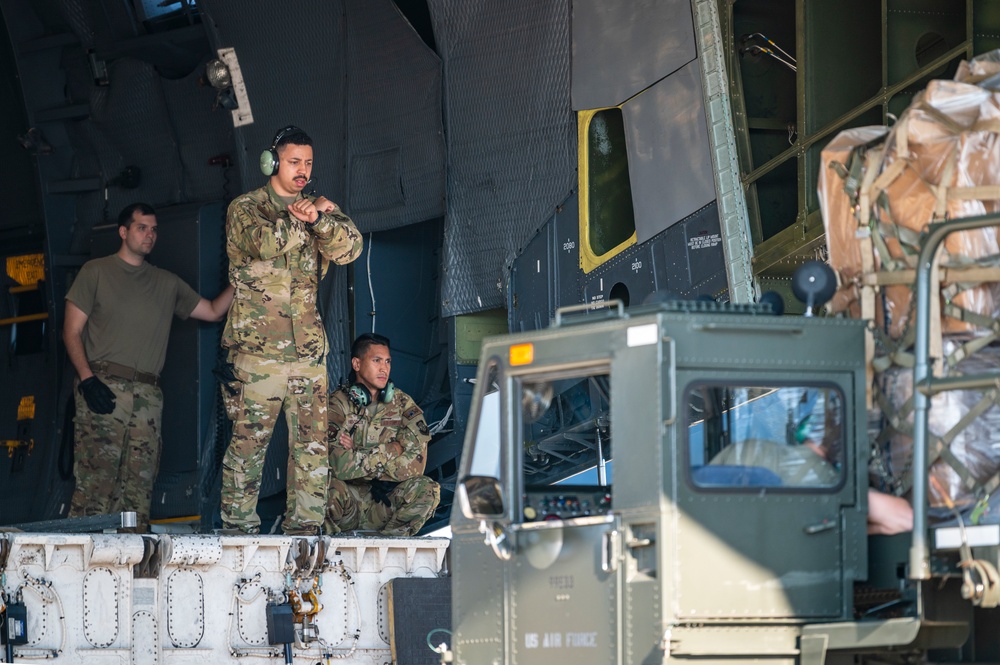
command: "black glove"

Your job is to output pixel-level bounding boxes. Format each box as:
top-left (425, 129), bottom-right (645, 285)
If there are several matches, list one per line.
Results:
top-left (212, 361), bottom-right (240, 396)
top-left (369, 479), bottom-right (398, 508)
top-left (78, 376), bottom-right (116, 414)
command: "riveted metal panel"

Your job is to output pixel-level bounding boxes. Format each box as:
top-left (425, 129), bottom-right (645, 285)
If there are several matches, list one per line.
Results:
top-left (655, 202), bottom-right (728, 298)
top-left (235, 578), bottom-right (268, 646)
top-left (318, 561), bottom-right (351, 645)
top-left (581, 241), bottom-right (656, 307)
top-left (82, 567), bottom-right (120, 647)
top-left (509, 224), bottom-right (554, 333)
top-left (161, 536), bottom-right (224, 567)
top-left (509, 193), bottom-right (582, 333)
top-left (581, 203), bottom-right (729, 307)
top-left (21, 581), bottom-right (50, 647)
top-left (624, 61), bottom-right (715, 244)
top-left (166, 569), bottom-right (205, 647)
top-left (131, 610), bottom-right (159, 665)
top-left (377, 582), bottom-right (392, 644)
top-left (690, 0), bottom-right (755, 302)
top-left (0, 533), bottom-right (446, 662)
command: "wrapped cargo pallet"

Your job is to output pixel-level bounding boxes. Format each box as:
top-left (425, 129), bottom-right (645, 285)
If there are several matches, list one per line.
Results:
top-left (820, 75), bottom-right (1000, 343)
top-left (819, 50), bottom-right (1000, 514)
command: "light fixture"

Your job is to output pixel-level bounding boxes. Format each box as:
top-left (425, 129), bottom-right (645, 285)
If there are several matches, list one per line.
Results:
top-left (205, 59), bottom-right (232, 90)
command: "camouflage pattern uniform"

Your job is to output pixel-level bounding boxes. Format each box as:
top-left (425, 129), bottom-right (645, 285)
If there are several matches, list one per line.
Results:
top-left (326, 386), bottom-right (441, 536)
top-left (220, 183), bottom-right (363, 535)
top-left (70, 375), bottom-right (162, 529)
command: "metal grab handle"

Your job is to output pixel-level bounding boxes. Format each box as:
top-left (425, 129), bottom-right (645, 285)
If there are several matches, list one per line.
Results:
top-left (803, 518), bottom-right (836, 535)
top-left (911, 213), bottom-right (1000, 580)
top-left (691, 323), bottom-right (803, 335)
top-left (480, 520), bottom-right (512, 561)
top-left (601, 529), bottom-right (620, 573)
top-left (626, 537), bottom-right (653, 548)
top-left (554, 299), bottom-right (624, 327)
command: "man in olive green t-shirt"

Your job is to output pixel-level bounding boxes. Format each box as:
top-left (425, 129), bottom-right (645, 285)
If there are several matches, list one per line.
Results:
top-left (63, 202), bottom-right (234, 530)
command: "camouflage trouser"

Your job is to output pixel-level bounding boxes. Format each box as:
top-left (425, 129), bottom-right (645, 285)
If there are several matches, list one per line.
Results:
top-left (220, 352), bottom-right (328, 534)
top-left (325, 476), bottom-right (441, 536)
top-left (69, 373), bottom-right (163, 531)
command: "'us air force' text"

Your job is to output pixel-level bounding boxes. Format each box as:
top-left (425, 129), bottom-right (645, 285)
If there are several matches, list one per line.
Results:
top-left (524, 631), bottom-right (598, 649)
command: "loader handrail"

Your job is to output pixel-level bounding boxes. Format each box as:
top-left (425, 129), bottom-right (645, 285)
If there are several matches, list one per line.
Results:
top-left (910, 212), bottom-right (1000, 581)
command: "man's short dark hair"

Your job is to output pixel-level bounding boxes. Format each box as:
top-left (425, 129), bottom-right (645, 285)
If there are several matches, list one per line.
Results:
top-left (118, 202), bottom-right (155, 229)
top-left (276, 129), bottom-right (313, 151)
top-left (351, 333), bottom-right (391, 360)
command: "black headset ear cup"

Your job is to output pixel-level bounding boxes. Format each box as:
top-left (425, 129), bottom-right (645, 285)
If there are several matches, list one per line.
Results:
top-left (381, 381), bottom-right (395, 403)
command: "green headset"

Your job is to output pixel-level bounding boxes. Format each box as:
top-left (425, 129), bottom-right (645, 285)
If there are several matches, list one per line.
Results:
top-left (259, 125), bottom-right (302, 176)
top-left (346, 333), bottom-right (395, 408)
top-left (347, 380), bottom-right (395, 408)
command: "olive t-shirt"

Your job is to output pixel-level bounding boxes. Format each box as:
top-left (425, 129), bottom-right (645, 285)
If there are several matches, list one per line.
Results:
top-left (66, 255), bottom-right (202, 375)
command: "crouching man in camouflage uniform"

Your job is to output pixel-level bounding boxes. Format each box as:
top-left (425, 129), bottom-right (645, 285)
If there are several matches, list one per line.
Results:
top-left (219, 126), bottom-right (363, 535)
top-left (326, 333), bottom-right (440, 536)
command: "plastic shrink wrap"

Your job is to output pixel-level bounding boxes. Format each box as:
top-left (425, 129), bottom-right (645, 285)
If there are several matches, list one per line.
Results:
top-left (872, 341), bottom-right (1000, 510)
top-left (820, 53), bottom-right (1000, 339)
top-left (821, 50), bottom-right (1000, 511)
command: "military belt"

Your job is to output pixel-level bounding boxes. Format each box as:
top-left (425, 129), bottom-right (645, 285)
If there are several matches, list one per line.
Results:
top-left (90, 361), bottom-right (160, 387)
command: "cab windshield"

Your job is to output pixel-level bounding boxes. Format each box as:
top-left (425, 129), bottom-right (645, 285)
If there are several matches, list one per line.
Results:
top-left (520, 373), bottom-right (612, 488)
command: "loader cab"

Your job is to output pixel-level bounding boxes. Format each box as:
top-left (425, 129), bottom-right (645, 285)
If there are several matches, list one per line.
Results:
top-left (450, 307), bottom-right (640, 665)
top-left (450, 301), bottom-right (871, 665)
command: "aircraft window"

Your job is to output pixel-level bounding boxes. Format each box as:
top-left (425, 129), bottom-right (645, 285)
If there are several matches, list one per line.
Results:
top-left (687, 384), bottom-right (845, 490)
top-left (467, 364), bottom-right (502, 479)
top-left (521, 374), bottom-right (611, 487)
top-left (578, 107), bottom-right (636, 272)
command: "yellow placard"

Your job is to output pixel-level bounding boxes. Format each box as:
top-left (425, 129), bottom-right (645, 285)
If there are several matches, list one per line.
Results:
top-left (17, 395), bottom-right (35, 421)
top-left (7, 254), bottom-right (45, 286)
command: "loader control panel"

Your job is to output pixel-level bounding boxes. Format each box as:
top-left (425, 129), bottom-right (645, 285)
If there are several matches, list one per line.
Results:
top-left (522, 485), bottom-right (612, 522)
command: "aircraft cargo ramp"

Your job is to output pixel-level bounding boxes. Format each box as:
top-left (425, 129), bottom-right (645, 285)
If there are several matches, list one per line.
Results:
top-left (0, 533), bottom-right (449, 664)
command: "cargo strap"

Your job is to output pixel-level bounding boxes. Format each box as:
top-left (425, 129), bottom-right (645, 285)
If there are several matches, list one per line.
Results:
top-left (831, 101), bottom-right (1000, 506)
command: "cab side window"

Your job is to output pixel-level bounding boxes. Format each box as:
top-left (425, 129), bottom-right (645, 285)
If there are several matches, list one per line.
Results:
top-left (688, 384), bottom-right (845, 490)
top-left (467, 363), bottom-right (502, 479)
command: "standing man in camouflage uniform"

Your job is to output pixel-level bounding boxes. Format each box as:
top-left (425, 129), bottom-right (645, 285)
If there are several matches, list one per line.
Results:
top-left (327, 333), bottom-right (440, 536)
top-left (64, 202), bottom-right (235, 531)
top-left (220, 126), bottom-right (363, 535)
